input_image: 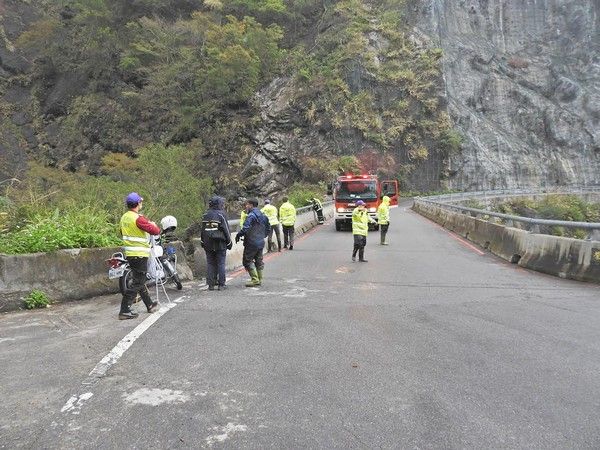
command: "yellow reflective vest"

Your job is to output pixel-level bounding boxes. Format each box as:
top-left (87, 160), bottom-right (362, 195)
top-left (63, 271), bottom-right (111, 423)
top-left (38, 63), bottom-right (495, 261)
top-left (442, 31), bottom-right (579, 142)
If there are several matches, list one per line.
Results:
top-left (279, 202), bottom-right (296, 226)
top-left (120, 210), bottom-right (151, 257)
top-left (261, 204), bottom-right (280, 226)
top-left (352, 207), bottom-right (371, 236)
top-left (377, 196), bottom-right (391, 225)
top-left (240, 210), bottom-right (248, 225)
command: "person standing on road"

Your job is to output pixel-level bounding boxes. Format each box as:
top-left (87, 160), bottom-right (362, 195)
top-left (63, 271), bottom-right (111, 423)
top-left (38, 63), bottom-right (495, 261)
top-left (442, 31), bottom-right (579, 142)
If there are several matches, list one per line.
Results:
top-left (200, 196), bottom-right (233, 291)
top-left (261, 199), bottom-right (282, 252)
top-left (279, 196), bottom-right (297, 250)
top-left (352, 200), bottom-right (376, 262)
top-left (377, 195), bottom-right (391, 245)
top-left (119, 192), bottom-right (161, 320)
top-left (236, 199), bottom-right (270, 287)
top-left (310, 197), bottom-right (325, 224)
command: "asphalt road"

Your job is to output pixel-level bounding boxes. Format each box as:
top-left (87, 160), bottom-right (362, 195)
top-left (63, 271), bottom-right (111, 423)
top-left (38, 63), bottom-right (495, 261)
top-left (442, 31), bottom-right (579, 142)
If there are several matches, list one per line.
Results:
top-left (2, 204), bottom-right (600, 449)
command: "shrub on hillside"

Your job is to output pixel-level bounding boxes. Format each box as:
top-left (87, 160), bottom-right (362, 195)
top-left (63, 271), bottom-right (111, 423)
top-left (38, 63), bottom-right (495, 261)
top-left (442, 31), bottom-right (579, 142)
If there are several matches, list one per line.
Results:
top-left (0, 208), bottom-right (121, 254)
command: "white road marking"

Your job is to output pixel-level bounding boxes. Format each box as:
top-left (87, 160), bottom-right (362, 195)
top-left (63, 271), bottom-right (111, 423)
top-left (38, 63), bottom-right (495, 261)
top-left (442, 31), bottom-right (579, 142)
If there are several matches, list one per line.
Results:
top-left (205, 423), bottom-right (248, 446)
top-left (123, 388), bottom-right (190, 406)
top-left (61, 392), bottom-right (93, 415)
top-left (61, 295), bottom-right (189, 415)
top-left (87, 300), bottom-right (181, 379)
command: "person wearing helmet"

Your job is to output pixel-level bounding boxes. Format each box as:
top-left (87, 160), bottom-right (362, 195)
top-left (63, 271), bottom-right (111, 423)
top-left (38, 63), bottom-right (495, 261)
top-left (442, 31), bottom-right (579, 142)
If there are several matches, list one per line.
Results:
top-left (261, 199), bottom-right (282, 252)
top-left (235, 198), bottom-right (270, 287)
top-left (351, 199), bottom-right (376, 262)
top-left (200, 196), bottom-right (233, 290)
top-left (119, 192), bottom-right (161, 319)
top-left (377, 195), bottom-right (391, 245)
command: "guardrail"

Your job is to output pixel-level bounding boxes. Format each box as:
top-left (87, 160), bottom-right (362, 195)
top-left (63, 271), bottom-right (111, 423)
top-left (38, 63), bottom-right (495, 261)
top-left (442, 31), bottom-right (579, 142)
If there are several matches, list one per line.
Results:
top-left (423, 186), bottom-right (600, 203)
top-left (415, 188), bottom-right (600, 241)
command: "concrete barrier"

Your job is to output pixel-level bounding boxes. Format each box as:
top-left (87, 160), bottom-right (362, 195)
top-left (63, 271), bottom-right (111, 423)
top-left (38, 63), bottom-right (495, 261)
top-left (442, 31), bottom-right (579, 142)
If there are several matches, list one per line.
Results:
top-left (413, 201), bottom-right (600, 283)
top-left (192, 205), bottom-right (334, 279)
top-left (0, 205), bottom-right (333, 311)
top-left (0, 242), bottom-right (193, 312)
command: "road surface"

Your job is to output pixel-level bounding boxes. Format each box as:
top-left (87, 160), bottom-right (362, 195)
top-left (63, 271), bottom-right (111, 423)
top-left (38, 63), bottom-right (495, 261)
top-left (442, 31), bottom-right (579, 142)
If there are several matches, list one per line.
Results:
top-left (1, 204), bottom-right (600, 448)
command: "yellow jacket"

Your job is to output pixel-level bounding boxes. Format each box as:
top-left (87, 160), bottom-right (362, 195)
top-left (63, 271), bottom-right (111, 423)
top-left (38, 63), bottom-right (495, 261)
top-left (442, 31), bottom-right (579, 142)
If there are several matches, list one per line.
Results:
top-left (377, 196), bottom-right (391, 225)
top-left (261, 204), bottom-right (280, 226)
top-left (279, 202), bottom-right (296, 226)
top-left (352, 207), bottom-right (374, 236)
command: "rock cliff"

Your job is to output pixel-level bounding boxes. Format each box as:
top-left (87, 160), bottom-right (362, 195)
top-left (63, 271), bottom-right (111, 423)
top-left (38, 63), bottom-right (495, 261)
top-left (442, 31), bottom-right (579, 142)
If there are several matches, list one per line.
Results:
top-left (417, 0), bottom-right (600, 190)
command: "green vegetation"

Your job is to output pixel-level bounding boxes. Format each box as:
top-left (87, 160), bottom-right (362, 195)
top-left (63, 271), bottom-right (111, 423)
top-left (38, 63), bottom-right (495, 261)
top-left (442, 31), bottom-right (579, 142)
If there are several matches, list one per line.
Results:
top-left (23, 290), bottom-right (51, 309)
top-left (0, 207), bottom-right (121, 254)
top-left (285, 183), bottom-right (325, 208)
top-left (0, 144), bottom-right (212, 254)
top-left (1, 0), bottom-right (463, 252)
top-left (494, 195), bottom-right (600, 239)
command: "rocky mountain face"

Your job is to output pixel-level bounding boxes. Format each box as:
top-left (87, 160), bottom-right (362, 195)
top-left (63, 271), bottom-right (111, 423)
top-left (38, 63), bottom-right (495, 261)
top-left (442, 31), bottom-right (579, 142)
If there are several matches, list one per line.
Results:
top-left (416, 0), bottom-right (600, 190)
top-left (1, 0), bottom-right (599, 196)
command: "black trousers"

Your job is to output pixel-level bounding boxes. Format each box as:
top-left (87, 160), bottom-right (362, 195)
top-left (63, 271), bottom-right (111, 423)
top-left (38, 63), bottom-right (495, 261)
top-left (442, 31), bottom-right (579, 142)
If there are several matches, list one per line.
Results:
top-left (243, 245), bottom-right (264, 271)
top-left (268, 223), bottom-right (282, 251)
top-left (205, 248), bottom-right (227, 287)
top-left (380, 224), bottom-right (389, 243)
top-left (315, 207), bottom-right (324, 223)
top-left (121, 256), bottom-right (153, 313)
top-left (282, 225), bottom-right (294, 247)
top-left (352, 235), bottom-right (367, 260)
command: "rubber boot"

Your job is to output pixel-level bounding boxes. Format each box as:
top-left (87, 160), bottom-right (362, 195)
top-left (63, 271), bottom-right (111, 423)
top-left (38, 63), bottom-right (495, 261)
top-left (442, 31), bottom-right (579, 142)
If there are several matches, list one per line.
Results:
top-left (245, 269), bottom-right (261, 287)
top-left (257, 269), bottom-right (263, 283)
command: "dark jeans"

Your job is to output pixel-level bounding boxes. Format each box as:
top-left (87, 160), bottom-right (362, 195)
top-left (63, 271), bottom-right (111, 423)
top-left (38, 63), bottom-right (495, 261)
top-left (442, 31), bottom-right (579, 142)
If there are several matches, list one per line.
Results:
top-left (205, 248), bottom-right (227, 287)
top-left (243, 245), bottom-right (264, 271)
top-left (121, 256), bottom-right (153, 313)
top-left (282, 225), bottom-right (294, 247)
top-left (380, 224), bottom-right (389, 243)
top-left (352, 235), bottom-right (367, 260)
top-left (268, 223), bottom-right (282, 252)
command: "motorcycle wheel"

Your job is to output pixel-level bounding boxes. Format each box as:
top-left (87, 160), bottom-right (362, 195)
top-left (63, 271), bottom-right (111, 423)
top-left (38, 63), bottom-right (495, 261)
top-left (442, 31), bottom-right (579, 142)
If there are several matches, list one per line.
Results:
top-left (119, 268), bottom-right (134, 296)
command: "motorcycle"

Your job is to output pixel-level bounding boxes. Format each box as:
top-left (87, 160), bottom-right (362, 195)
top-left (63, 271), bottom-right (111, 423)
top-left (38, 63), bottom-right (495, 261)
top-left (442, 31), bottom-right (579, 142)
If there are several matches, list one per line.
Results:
top-left (107, 215), bottom-right (183, 295)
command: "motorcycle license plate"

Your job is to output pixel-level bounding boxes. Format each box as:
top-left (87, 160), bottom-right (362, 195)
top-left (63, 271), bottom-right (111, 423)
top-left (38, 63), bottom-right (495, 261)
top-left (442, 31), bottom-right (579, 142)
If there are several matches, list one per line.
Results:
top-left (108, 267), bottom-right (125, 279)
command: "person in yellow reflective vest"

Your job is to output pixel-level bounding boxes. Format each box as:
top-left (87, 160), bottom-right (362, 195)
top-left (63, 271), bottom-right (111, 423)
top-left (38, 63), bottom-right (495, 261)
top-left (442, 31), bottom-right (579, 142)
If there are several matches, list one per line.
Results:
top-left (278, 196), bottom-right (297, 250)
top-left (377, 195), bottom-right (391, 245)
top-left (119, 192), bottom-right (161, 320)
top-left (352, 200), bottom-right (376, 262)
top-left (261, 199), bottom-right (282, 252)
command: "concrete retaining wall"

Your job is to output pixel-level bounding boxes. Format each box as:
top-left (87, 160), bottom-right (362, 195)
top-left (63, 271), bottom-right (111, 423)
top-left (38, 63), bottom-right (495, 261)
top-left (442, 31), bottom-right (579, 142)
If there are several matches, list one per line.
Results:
top-left (191, 205), bottom-right (334, 278)
top-left (0, 242), bottom-right (193, 312)
top-left (413, 201), bottom-right (600, 283)
top-left (0, 205), bottom-right (333, 311)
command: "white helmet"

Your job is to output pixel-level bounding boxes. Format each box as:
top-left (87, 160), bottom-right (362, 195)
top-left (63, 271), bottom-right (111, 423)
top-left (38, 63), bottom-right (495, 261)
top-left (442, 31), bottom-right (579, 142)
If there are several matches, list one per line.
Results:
top-left (160, 215), bottom-right (177, 230)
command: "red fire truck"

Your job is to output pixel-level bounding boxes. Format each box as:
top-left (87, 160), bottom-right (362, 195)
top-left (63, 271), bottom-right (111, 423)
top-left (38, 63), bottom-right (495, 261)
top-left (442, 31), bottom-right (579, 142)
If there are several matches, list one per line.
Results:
top-left (332, 174), bottom-right (399, 231)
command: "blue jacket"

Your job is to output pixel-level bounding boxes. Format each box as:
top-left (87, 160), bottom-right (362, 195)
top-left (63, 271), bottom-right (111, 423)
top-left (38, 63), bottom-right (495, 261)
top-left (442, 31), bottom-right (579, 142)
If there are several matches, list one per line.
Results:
top-left (238, 207), bottom-right (270, 249)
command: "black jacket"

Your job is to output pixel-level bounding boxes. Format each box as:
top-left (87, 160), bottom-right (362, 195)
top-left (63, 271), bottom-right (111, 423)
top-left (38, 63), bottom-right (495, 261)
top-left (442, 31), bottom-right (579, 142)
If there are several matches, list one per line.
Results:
top-left (201, 207), bottom-right (232, 252)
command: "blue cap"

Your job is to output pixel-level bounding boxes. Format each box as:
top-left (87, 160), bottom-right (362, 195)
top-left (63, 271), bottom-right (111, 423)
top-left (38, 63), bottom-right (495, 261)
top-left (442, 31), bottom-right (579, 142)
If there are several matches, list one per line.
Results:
top-left (356, 200), bottom-right (365, 206)
top-left (125, 192), bottom-right (143, 207)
